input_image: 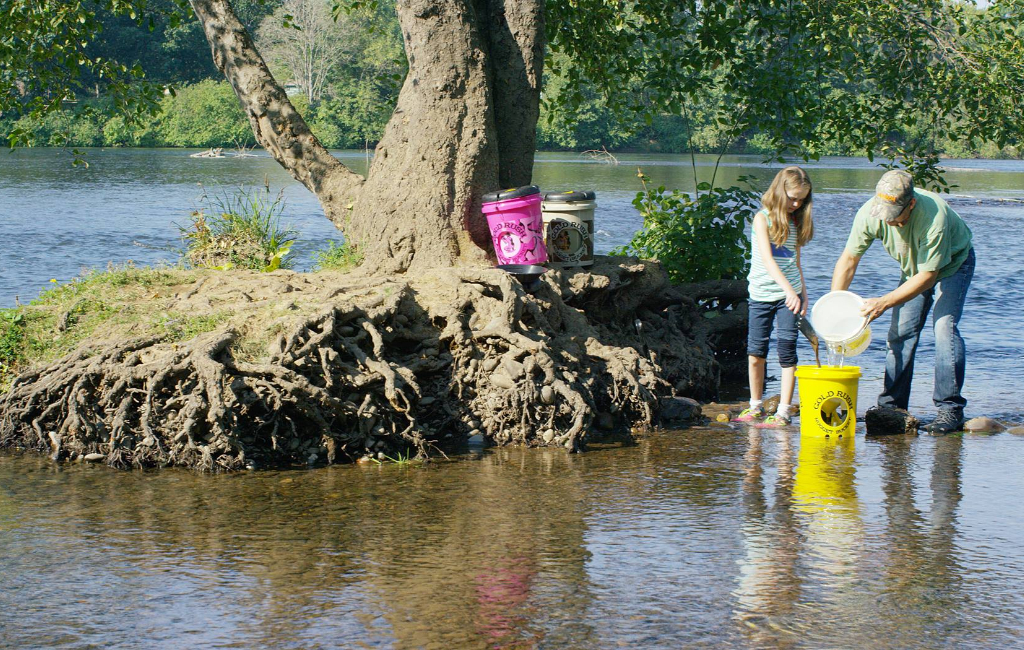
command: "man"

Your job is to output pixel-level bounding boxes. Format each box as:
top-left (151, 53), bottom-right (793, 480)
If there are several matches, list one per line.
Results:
top-left (831, 169), bottom-right (975, 433)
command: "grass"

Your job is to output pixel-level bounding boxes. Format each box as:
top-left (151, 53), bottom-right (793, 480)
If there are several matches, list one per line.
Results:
top-left (311, 240), bottom-right (362, 272)
top-left (182, 184), bottom-right (297, 272)
top-left (0, 264), bottom-right (208, 391)
top-left (371, 449), bottom-right (415, 466)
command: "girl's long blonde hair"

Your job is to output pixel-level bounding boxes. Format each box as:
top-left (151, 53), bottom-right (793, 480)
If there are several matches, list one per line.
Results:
top-left (761, 166), bottom-right (814, 247)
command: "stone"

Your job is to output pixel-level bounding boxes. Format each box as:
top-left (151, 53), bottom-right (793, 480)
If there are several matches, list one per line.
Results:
top-left (482, 358), bottom-right (499, 372)
top-left (502, 357), bottom-right (525, 379)
top-left (542, 429), bottom-right (555, 443)
top-left (865, 406), bottom-right (919, 435)
top-left (83, 453), bottom-right (105, 462)
top-left (1006, 426), bottom-right (1024, 436)
top-left (964, 417), bottom-right (1006, 433)
top-left (763, 394), bottom-right (781, 414)
top-left (540, 386), bottom-right (555, 404)
top-left (659, 396), bottom-right (702, 427)
top-left (490, 373), bottom-right (515, 389)
top-left (419, 396), bottom-right (436, 406)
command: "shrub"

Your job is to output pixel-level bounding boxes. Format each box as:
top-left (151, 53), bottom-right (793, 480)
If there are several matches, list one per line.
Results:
top-left (157, 80), bottom-right (253, 148)
top-left (182, 185), bottom-right (297, 272)
top-left (613, 170), bottom-right (758, 284)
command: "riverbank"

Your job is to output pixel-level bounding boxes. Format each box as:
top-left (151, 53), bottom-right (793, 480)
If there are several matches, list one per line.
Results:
top-left (1, 259), bottom-right (741, 470)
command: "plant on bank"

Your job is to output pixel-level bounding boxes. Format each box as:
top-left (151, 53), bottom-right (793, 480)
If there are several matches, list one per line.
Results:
top-left (311, 240), bottom-right (363, 272)
top-left (182, 184), bottom-right (297, 272)
top-left (613, 170), bottom-right (758, 285)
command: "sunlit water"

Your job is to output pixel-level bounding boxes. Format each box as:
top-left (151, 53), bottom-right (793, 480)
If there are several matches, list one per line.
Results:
top-left (3, 431), bottom-right (1024, 648)
top-left (2, 149), bottom-right (1024, 648)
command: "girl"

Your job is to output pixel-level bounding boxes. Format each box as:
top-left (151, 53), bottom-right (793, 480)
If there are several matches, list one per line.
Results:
top-left (734, 166), bottom-right (814, 427)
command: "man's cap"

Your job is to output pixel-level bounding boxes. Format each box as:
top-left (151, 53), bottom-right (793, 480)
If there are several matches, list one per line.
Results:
top-left (869, 170), bottom-right (915, 222)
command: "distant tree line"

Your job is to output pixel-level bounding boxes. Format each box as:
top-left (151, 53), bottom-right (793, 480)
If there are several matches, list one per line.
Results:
top-left (2, 0), bottom-right (1020, 159)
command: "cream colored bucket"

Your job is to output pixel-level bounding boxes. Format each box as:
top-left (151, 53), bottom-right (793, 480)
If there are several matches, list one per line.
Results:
top-left (541, 190), bottom-right (595, 269)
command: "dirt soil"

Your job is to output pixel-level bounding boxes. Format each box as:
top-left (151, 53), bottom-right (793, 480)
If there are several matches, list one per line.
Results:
top-left (1, 257), bottom-right (746, 470)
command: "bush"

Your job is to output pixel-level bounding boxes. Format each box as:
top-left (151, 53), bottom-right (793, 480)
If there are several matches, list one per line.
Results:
top-left (157, 80), bottom-right (254, 148)
top-left (182, 185), bottom-right (297, 272)
top-left (613, 171), bottom-right (758, 284)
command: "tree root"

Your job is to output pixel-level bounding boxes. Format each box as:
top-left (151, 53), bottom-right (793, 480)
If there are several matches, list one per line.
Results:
top-left (1, 258), bottom-right (730, 470)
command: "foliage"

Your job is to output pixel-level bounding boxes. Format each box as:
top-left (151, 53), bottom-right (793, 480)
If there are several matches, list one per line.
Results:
top-left (613, 170), bottom-right (758, 285)
top-left (158, 80), bottom-right (254, 148)
top-left (0, 310), bottom-right (26, 388)
top-left (311, 240), bottom-right (362, 271)
top-left (546, 0), bottom-right (1024, 180)
top-left (182, 185), bottom-right (297, 272)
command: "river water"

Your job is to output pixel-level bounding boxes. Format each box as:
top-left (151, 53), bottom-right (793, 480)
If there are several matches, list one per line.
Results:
top-left (2, 149), bottom-right (1024, 648)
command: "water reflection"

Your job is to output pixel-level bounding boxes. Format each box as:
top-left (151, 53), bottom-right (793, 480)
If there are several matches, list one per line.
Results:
top-left (4, 427), bottom-right (1024, 648)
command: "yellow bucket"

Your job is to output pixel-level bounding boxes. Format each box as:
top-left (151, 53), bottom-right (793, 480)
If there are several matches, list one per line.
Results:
top-left (795, 365), bottom-right (860, 438)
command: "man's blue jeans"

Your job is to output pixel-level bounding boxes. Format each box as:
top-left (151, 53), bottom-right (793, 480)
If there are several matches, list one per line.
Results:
top-left (878, 247), bottom-right (975, 414)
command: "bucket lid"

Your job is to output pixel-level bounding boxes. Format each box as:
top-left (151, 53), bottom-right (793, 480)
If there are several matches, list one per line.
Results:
top-left (543, 190), bottom-right (596, 202)
top-left (811, 290), bottom-right (869, 343)
top-left (482, 185), bottom-right (540, 203)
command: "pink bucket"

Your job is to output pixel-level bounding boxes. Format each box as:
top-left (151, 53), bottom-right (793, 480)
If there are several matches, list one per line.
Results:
top-left (481, 185), bottom-right (547, 266)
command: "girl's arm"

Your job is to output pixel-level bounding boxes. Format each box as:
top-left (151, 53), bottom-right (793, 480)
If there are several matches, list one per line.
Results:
top-left (753, 212), bottom-right (801, 313)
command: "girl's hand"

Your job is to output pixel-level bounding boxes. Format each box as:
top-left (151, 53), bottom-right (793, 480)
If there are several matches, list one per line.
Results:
top-left (784, 289), bottom-right (801, 314)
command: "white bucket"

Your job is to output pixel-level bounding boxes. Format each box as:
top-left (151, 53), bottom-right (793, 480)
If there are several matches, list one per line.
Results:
top-left (811, 290), bottom-right (873, 357)
top-left (541, 190), bottom-right (595, 269)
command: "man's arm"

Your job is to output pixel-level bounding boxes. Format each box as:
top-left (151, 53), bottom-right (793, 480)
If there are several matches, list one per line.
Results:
top-left (861, 270), bottom-right (939, 322)
top-left (831, 249), bottom-right (861, 291)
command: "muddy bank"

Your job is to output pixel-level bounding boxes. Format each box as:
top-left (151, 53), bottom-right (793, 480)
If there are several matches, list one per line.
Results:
top-left (0, 257), bottom-right (746, 470)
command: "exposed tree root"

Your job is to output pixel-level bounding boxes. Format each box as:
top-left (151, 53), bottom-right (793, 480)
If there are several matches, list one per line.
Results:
top-left (1, 258), bottom-right (743, 470)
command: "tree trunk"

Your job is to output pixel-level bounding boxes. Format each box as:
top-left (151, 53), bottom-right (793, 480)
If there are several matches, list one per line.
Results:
top-left (190, 0), bottom-right (546, 275)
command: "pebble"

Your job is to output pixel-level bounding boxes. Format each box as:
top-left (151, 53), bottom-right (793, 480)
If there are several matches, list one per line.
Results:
top-left (540, 386), bottom-right (555, 404)
top-left (503, 358), bottom-right (525, 379)
top-left (1006, 426), bottom-right (1024, 435)
top-left (469, 419), bottom-right (481, 430)
top-left (482, 358), bottom-right (499, 372)
top-left (964, 417), bottom-right (1006, 433)
top-left (420, 396), bottom-right (436, 406)
top-left (490, 373), bottom-right (515, 389)
top-left (542, 429), bottom-right (555, 443)
top-left (716, 413), bottom-right (730, 422)
top-left (83, 453), bottom-right (105, 462)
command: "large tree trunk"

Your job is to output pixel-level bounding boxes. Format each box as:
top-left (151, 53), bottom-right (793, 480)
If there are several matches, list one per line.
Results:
top-left (189, 0), bottom-right (545, 274)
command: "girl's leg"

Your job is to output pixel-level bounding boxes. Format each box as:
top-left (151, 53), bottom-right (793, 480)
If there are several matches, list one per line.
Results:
top-left (740, 299), bottom-right (777, 421)
top-left (749, 355), bottom-right (767, 402)
top-left (775, 304), bottom-right (799, 420)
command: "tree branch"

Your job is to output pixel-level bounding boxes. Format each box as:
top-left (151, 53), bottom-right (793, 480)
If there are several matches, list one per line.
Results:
top-left (188, 0), bottom-right (364, 206)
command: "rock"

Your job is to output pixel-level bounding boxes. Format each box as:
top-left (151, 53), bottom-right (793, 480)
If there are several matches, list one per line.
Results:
top-left (468, 420), bottom-right (481, 430)
top-left (482, 357), bottom-right (499, 372)
top-left (502, 357), bottom-right (525, 379)
top-left (490, 373), bottom-right (515, 389)
top-left (83, 453), bottom-right (105, 463)
top-left (659, 396), bottom-right (702, 426)
top-left (763, 394), bottom-right (781, 414)
top-left (542, 429), bottom-right (555, 443)
top-left (716, 413), bottom-right (730, 423)
top-left (419, 396), bottom-right (436, 406)
top-left (1006, 426), bottom-right (1024, 436)
top-left (865, 406), bottom-right (919, 435)
top-left (540, 386), bottom-right (555, 404)
top-left (964, 417), bottom-right (1006, 433)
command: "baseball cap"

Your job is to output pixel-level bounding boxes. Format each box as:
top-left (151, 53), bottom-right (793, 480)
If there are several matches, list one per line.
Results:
top-left (869, 170), bottom-right (915, 222)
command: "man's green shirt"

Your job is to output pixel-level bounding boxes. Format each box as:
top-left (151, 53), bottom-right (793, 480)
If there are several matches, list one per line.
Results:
top-left (845, 188), bottom-right (973, 280)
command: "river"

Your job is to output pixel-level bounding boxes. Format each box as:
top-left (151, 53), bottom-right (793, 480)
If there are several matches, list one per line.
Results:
top-left (1, 149), bottom-right (1024, 648)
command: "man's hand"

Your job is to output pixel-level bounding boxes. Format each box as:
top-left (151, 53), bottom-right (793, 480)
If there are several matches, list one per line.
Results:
top-left (861, 296), bottom-right (891, 323)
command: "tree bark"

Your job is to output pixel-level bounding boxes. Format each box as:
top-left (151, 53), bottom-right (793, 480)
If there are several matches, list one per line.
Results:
top-left (483, 0), bottom-right (545, 189)
top-left (190, 0), bottom-right (546, 274)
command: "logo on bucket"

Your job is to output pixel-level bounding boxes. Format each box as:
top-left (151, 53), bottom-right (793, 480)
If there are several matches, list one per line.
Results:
top-left (811, 389), bottom-right (854, 435)
top-left (491, 218), bottom-right (543, 265)
top-left (548, 220), bottom-right (589, 263)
